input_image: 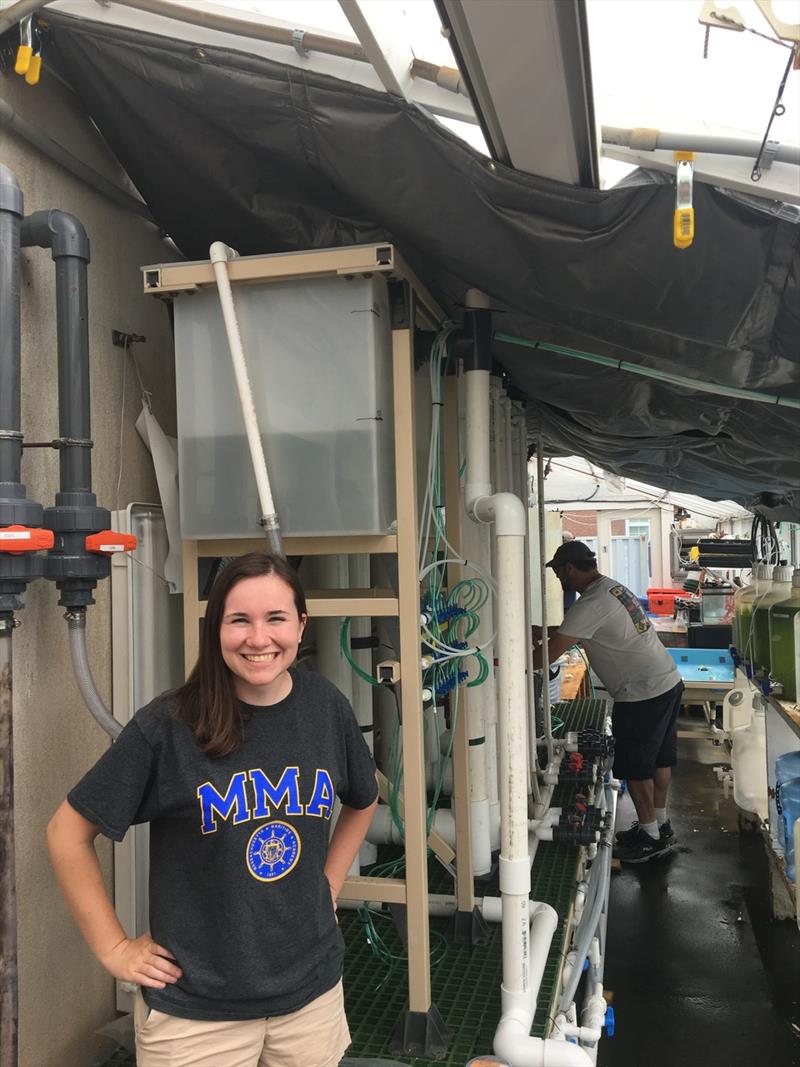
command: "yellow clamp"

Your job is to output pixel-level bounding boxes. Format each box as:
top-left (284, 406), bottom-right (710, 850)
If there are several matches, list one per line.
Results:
top-left (14, 44), bottom-right (32, 75)
top-left (14, 15), bottom-right (41, 85)
top-left (25, 53), bottom-right (42, 86)
top-left (674, 151), bottom-right (695, 250)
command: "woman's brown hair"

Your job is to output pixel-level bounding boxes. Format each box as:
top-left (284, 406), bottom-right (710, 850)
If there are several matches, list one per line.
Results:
top-left (174, 553), bottom-right (307, 758)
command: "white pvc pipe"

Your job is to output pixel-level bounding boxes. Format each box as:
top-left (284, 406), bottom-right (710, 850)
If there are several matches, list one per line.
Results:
top-left (209, 241), bottom-right (282, 551)
top-left (464, 370), bottom-right (500, 849)
top-left (479, 525), bottom-right (501, 851)
top-left (465, 369), bottom-right (492, 511)
top-left (366, 803), bottom-right (456, 849)
top-left (459, 504), bottom-right (492, 875)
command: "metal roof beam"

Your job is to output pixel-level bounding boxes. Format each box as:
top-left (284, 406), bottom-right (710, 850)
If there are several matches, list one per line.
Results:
top-left (338, 0), bottom-right (413, 98)
top-left (436, 0), bottom-right (599, 185)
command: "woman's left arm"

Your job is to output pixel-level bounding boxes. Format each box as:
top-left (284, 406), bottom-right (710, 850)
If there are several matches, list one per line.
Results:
top-left (324, 791), bottom-right (379, 903)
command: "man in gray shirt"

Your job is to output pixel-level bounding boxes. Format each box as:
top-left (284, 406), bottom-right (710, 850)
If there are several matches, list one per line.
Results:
top-left (533, 541), bottom-right (683, 863)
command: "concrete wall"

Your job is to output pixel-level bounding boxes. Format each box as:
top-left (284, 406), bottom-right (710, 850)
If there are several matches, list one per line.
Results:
top-left (2, 68), bottom-right (176, 1067)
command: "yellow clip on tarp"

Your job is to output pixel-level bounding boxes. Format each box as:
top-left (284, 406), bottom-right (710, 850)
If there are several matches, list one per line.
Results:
top-left (15, 44), bottom-right (32, 75)
top-left (674, 209), bottom-right (695, 250)
top-left (25, 54), bottom-right (41, 86)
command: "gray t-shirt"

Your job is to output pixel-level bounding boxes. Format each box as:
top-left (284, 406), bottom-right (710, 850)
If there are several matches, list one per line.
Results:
top-left (68, 668), bottom-right (377, 1021)
top-left (558, 576), bottom-right (681, 702)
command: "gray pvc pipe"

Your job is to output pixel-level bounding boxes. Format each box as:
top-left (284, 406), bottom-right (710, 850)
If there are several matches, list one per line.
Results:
top-left (0, 165), bottom-right (23, 486)
top-left (21, 211), bottom-right (93, 495)
top-left (67, 614), bottom-right (122, 740)
top-left (602, 125), bottom-right (800, 167)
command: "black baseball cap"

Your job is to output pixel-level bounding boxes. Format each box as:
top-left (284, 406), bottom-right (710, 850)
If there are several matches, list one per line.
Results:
top-left (546, 541), bottom-right (597, 569)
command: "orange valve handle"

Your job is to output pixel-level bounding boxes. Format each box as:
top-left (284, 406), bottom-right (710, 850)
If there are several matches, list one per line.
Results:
top-left (0, 525), bottom-right (55, 553)
top-left (85, 531), bottom-right (137, 555)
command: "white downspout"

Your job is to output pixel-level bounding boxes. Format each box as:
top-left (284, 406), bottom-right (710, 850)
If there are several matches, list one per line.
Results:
top-left (209, 240), bottom-right (283, 554)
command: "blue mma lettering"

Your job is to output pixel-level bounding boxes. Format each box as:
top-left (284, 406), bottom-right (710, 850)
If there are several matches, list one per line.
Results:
top-left (305, 769), bottom-right (335, 819)
top-left (197, 772), bottom-right (249, 834)
top-left (249, 767), bottom-right (303, 819)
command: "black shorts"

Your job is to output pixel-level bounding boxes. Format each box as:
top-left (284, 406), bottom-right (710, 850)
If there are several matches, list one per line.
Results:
top-left (611, 681), bottom-right (684, 781)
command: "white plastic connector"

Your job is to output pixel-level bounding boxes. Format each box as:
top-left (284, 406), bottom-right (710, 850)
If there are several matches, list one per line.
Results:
top-left (376, 660), bottom-right (400, 684)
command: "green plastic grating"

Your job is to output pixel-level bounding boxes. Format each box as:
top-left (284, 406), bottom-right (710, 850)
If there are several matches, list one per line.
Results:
top-left (343, 698), bottom-right (608, 1065)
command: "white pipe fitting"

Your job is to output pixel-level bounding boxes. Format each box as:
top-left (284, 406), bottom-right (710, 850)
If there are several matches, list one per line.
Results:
top-left (542, 747), bottom-right (565, 785)
top-left (365, 804), bottom-right (456, 849)
top-left (471, 491), bottom-right (528, 537)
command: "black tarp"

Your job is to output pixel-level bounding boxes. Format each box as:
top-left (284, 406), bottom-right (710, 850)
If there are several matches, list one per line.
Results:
top-left (40, 12), bottom-right (800, 514)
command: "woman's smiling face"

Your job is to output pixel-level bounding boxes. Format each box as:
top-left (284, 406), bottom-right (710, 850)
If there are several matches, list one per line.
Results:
top-left (219, 573), bottom-right (306, 705)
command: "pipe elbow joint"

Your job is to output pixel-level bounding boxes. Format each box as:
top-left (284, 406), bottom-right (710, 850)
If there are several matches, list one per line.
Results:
top-left (22, 209), bottom-right (89, 261)
top-left (469, 491), bottom-right (526, 536)
top-left (209, 240), bottom-right (239, 264)
top-left (0, 163), bottom-right (24, 216)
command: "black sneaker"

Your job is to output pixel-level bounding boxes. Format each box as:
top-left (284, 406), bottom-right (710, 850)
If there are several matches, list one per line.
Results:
top-left (615, 820), bottom-right (675, 847)
top-left (613, 827), bottom-right (670, 863)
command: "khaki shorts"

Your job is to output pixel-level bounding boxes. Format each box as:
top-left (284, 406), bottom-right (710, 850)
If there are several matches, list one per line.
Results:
top-left (133, 980), bottom-right (350, 1067)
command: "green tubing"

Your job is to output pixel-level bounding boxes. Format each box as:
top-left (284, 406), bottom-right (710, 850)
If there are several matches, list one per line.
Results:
top-left (493, 332), bottom-right (800, 410)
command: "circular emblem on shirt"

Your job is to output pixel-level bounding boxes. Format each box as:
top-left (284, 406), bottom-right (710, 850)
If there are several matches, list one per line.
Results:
top-left (246, 821), bottom-right (301, 882)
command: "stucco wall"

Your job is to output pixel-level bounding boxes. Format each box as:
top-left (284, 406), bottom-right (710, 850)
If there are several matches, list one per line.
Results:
top-left (2, 67), bottom-right (176, 1067)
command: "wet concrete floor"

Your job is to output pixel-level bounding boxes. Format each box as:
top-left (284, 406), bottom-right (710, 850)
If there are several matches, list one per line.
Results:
top-left (601, 716), bottom-right (800, 1067)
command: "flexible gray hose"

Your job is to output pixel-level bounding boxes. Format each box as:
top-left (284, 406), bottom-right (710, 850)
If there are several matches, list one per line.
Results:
top-left (67, 615), bottom-right (122, 739)
top-left (558, 785), bottom-right (615, 1013)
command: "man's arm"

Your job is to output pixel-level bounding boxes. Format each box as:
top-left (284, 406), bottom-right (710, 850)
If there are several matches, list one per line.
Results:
top-left (532, 630), bottom-right (579, 670)
top-left (531, 625), bottom-right (561, 643)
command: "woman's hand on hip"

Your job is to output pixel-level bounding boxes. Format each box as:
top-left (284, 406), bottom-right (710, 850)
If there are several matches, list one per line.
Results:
top-left (99, 933), bottom-right (182, 988)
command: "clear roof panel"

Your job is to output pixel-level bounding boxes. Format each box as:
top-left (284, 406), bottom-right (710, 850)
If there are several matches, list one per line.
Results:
top-left (586, 0), bottom-right (800, 146)
top-left (209, 0), bottom-right (357, 38)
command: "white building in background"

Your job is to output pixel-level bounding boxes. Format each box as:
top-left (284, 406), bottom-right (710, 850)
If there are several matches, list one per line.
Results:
top-left (538, 456), bottom-right (754, 597)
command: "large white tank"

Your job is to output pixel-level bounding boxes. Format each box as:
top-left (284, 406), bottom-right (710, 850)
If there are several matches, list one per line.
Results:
top-left (173, 275), bottom-right (396, 538)
top-left (731, 705), bottom-right (768, 820)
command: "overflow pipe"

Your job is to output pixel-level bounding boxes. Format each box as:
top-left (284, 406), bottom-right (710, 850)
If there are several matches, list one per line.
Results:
top-left (209, 242), bottom-right (283, 556)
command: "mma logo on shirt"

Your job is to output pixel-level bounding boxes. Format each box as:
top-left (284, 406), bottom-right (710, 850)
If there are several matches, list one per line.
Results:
top-left (196, 766), bottom-right (335, 834)
top-left (609, 583), bottom-right (651, 635)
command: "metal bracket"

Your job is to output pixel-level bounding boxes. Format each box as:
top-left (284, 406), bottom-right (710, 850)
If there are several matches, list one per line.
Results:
top-left (760, 139), bottom-right (780, 171)
top-left (292, 29), bottom-right (309, 59)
